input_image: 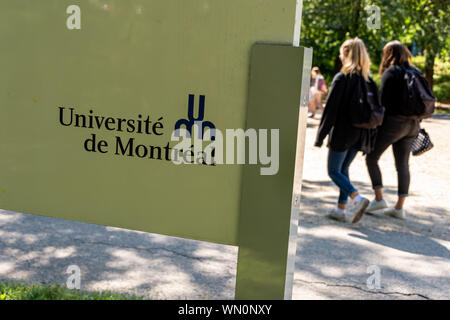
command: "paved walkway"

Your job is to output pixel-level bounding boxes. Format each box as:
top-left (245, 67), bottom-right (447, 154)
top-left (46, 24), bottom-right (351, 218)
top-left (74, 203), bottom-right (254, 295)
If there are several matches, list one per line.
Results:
top-left (0, 115), bottom-right (449, 299)
top-left (293, 113), bottom-right (449, 299)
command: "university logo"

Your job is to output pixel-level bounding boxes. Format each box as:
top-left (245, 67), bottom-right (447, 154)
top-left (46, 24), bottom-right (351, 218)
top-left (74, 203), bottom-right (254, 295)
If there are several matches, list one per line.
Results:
top-left (174, 94), bottom-right (216, 140)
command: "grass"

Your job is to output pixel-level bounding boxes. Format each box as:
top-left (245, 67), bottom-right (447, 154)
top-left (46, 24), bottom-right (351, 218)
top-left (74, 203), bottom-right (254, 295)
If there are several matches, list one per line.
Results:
top-left (0, 281), bottom-right (142, 300)
top-left (436, 107), bottom-right (450, 114)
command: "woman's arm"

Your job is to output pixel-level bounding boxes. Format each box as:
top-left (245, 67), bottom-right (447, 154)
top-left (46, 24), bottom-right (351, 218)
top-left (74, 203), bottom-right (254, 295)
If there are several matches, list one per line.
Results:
top-left (315, 73), bottom-right (346, 147)
top-left (379, 68), bottom-right (397, 112)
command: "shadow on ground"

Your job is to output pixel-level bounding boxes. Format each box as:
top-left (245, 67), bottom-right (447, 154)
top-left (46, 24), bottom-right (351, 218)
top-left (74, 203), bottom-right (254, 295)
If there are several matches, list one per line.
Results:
top-left (300, 179), bottom-right (450, 239)
top-left (294, 222), bottom-right (449, 299)
top-left (0, 210), bottom-right (237, 299)
top-left (295, 178), bottom-right (450, 300)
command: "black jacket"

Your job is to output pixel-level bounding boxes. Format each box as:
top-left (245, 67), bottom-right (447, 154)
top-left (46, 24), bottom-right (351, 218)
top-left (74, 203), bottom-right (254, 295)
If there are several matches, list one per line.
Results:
top-left (380, 63), bottom-right (420, 116)
top-left (315, 72), bottom-right (378, 153)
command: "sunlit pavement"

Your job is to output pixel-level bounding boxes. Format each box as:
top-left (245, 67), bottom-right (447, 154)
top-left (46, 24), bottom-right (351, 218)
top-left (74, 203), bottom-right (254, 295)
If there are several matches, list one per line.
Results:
top-left (294, 114), bottom-right (450, 299)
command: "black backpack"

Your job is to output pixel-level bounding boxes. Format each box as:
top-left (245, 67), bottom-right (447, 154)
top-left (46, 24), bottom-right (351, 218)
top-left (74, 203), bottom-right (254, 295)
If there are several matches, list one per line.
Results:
top-left (350, 76), bottom-right (385, 129)
top-left (401, 66), bottom-right (436, 120)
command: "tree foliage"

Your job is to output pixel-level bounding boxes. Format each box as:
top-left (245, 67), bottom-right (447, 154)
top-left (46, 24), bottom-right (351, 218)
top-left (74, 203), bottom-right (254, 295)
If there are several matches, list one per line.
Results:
top-left (400, 0), bottom-right (449, 86)
top-left (300, 0), bottom-right (449, 87)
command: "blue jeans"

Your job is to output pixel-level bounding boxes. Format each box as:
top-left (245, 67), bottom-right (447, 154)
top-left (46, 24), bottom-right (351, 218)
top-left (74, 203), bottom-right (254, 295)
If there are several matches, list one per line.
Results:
top-left (328, 148), bottom-right (358, 204)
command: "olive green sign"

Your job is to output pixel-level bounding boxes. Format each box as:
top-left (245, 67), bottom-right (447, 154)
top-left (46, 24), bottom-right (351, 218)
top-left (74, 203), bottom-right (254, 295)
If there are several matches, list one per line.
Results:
top-left (0, 0), bottom-right (312, 299)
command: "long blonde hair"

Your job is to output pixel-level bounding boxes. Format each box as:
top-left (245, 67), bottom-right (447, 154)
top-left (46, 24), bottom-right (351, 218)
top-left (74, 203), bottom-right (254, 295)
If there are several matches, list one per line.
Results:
top-left (340, 38), bottom-right (371, 81)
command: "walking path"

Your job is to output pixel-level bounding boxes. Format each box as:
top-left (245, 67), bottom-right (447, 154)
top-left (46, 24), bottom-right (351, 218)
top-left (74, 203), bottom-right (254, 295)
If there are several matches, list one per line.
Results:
top-left (0, 115), bottom-right (448, 299)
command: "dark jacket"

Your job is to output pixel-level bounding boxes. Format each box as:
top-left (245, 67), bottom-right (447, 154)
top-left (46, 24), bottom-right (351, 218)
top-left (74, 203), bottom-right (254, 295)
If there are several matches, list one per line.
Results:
top-left (380, 63), bottom-right (420, 117)
top-left (314, 72), bottom-right (378, 153)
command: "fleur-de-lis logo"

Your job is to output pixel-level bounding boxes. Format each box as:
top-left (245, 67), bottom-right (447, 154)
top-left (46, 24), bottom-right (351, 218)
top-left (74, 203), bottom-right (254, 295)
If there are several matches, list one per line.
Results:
top-left (174, 94), bottom-right (216, 140)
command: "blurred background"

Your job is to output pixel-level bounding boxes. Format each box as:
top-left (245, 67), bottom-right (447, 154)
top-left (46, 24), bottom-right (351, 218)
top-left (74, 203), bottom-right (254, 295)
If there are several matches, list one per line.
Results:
top-left (301, 0), bottom-right (449, 105)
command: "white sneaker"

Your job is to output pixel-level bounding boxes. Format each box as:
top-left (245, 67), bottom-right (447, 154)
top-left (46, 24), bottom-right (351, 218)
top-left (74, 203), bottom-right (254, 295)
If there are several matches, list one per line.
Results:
top-left (365, 199), bottom-right (388, 214)
top-left (348, 196), bottom-right (370, 223)
top-left (384, 207), bottom-right (406, 220)
top-left (326, 209), bottom-right (347, 222)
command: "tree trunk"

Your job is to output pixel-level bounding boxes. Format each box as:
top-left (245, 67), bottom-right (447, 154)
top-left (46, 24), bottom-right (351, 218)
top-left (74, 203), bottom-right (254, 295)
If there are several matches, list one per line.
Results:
top-left (424, 51), bottom-right (435, 89)
top-left (352, 0), bottom-right (363, 36)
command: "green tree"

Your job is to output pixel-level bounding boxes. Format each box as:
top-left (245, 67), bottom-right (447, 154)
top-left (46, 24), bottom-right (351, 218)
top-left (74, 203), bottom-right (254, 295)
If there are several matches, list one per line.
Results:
top-left (401, 0), bottom-right (450, 87)
top-left (300, 0), bottom-right (448, 88)
top-left (301, 0), bottom-right (369, 78)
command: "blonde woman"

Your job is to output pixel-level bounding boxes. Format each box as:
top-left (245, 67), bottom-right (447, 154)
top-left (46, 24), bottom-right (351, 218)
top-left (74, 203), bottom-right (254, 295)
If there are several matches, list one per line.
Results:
top-left (315, 38), bottom-right (378, 223)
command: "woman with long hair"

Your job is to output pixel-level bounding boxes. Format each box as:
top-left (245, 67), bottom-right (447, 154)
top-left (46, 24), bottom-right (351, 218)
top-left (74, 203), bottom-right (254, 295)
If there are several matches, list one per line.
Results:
top-left (365, 41), bottom-right (421, 219)
top-left (315, 38), bottom-right (378, 223)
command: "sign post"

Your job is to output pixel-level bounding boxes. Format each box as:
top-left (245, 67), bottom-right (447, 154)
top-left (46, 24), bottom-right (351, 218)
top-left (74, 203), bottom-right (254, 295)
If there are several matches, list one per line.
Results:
top-left (0, 0), bottom-right (311, 299)
top-left (236, 44), bottom-right (311, 299)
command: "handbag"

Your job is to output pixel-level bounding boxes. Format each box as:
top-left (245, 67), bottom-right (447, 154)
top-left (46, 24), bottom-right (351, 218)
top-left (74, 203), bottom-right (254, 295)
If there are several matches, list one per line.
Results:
top-left (411, 128), bottom-right (434, 156)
